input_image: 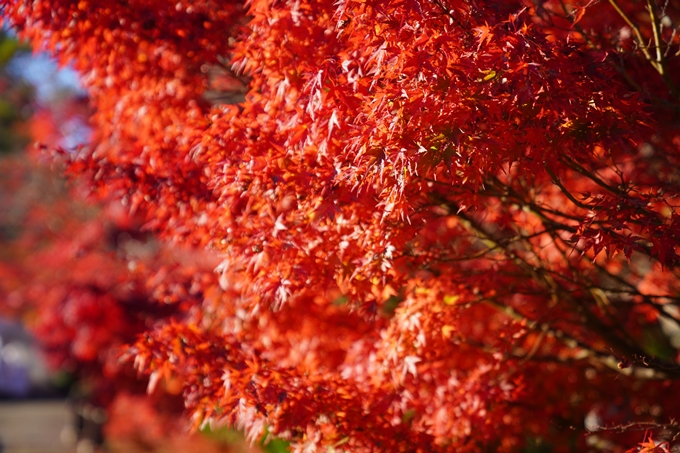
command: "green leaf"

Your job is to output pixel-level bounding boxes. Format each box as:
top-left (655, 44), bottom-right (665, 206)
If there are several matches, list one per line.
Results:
top-left (263, 437), bottom-right (290, 453)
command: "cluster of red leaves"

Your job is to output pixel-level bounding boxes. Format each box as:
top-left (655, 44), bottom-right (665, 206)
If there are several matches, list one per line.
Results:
top-left (0, 152), bottom-right (223, 407)
top-left (4, 0), bottom-right (680, 451)
top-left (105, 392), bottom-right (260, 453)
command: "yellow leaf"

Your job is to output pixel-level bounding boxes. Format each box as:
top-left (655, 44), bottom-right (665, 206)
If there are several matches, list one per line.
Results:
top-left (483, 70), bottom-right (497, 81)
top-left (444, 294), bottom-right (459, 305)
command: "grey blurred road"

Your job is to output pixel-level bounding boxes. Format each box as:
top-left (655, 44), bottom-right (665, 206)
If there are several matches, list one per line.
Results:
top-left (0, 401), bottom-right (74, 453)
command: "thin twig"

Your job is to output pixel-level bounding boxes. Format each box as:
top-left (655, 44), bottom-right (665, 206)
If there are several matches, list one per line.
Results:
top-left (607, 0), bottom-right (656, 66)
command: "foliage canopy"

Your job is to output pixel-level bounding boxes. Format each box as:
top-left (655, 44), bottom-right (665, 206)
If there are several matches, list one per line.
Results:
top-left (4, 0), bottom-right (680, 451)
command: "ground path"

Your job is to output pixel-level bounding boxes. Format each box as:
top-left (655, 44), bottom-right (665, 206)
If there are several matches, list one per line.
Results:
top-left (0, 400), bottom-right (74, 453)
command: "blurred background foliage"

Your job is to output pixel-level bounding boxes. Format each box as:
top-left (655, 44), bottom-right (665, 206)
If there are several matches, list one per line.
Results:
top-left (0, 31), bottom-right (32, 154)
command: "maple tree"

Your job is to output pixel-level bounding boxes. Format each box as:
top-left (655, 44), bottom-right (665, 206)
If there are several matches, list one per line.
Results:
top-left (3, 0), bottom-right (680, 451)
